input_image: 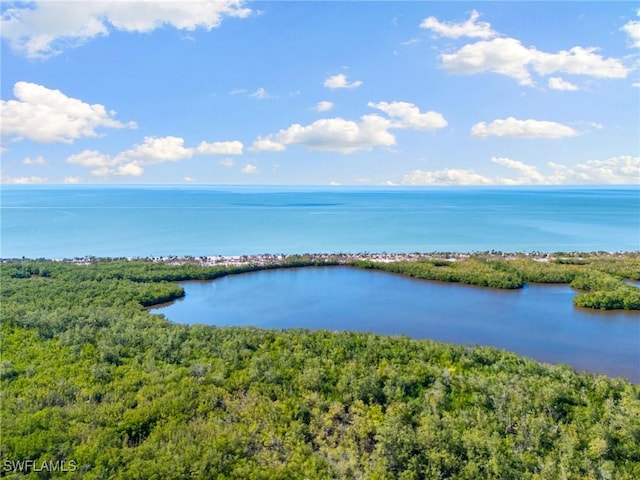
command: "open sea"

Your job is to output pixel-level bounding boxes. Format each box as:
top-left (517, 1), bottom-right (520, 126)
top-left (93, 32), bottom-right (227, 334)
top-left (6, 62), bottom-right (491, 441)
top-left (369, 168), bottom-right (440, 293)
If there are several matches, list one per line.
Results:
top-left (1, 185), bottom-right (639, 258)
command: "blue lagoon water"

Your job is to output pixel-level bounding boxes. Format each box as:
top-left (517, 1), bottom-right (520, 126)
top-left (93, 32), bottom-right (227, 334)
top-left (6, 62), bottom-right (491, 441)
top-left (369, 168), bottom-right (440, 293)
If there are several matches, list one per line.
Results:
top-left (1, 185), bottom-right (638, 258)
top-left (152, 267), bottom-right (640, 381)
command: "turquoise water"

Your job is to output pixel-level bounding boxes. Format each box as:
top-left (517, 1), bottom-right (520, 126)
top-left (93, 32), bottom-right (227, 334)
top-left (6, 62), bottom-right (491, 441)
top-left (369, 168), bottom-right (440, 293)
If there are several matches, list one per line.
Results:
top-left (1, 185), bottom-right (638, 258)
top-left (152, 267), bottom-right (640, 381)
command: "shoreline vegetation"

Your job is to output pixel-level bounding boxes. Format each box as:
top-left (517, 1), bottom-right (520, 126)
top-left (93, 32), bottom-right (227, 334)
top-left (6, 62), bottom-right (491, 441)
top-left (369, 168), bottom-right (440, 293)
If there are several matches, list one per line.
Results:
top-left (4, 251), bottom-right (639, 310)
top-left (2, 252), bottom-right (640, 478)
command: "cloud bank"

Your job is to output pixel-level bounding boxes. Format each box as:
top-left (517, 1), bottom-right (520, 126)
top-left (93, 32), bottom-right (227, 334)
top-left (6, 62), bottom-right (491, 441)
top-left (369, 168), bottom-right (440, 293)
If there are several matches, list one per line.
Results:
top-left (400, 156), bottom-right (639, 185)
top-left (1, 0), bottom-right (252, 59)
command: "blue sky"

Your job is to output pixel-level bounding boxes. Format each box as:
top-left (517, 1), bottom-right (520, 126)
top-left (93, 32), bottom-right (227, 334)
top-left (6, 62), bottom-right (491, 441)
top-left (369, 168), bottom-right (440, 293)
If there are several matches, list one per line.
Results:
top-left (1, 1), bottom-right (639, 185)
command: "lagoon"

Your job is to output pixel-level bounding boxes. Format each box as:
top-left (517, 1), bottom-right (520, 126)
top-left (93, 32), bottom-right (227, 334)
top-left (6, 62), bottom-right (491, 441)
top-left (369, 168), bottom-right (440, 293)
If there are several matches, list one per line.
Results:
top-left (152, 266), bottom-right (640, 382)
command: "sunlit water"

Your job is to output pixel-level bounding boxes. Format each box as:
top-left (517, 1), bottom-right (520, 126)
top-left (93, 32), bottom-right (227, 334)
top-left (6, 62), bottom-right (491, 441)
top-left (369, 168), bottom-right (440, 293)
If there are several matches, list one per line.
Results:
top-left (152, 267), bottom-right (640, 382)
top-left (2, 185), bottom-right (638, 258)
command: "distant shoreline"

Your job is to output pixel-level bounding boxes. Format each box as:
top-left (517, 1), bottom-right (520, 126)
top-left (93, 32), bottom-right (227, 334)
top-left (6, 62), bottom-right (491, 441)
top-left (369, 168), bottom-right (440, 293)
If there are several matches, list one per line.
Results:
top-left (3, 250), bottom-right (637, 266)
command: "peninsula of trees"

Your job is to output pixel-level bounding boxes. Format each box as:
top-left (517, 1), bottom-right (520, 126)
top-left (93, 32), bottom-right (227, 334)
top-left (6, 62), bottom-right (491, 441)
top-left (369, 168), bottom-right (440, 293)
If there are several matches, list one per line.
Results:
top-left (1, 252), bottom-right (639, 479)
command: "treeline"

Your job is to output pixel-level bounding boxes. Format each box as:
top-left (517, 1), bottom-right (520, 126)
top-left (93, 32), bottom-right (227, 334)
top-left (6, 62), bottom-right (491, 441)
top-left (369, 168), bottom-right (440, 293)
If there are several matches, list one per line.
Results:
top-left (353, 258), bottom-right (524, 289)
top-left (354, 253), bottom-right (640, 310)
top-left (1, 255), bottom-right (639, 478)
top-left (5, 254), bottom-right (337, 283)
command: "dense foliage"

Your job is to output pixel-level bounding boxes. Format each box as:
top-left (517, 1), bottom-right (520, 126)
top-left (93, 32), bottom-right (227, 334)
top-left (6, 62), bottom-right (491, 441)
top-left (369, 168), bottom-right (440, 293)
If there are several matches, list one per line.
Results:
top-left (356, 253), bottom-right (640, 310)
top-left (1, 255), bottom-right (639, 479)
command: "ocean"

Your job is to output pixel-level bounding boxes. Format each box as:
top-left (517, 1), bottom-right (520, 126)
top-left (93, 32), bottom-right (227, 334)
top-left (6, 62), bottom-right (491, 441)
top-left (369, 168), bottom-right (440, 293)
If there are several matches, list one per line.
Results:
top-left (1, 185), bottom-right (638, 258)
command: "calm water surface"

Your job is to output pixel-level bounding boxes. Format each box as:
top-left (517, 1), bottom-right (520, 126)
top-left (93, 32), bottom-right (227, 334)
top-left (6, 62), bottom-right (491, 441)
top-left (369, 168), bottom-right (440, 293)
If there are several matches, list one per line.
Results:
top-left (152, 267), bottom-right (640, 382)
top-left (2, 186), bottom-right (638, 258)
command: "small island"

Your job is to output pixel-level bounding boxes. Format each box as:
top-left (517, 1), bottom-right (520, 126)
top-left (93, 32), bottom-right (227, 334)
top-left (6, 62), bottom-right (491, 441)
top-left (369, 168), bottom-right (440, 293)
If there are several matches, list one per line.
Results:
top-left (1, 252), bottom-right (639, 479)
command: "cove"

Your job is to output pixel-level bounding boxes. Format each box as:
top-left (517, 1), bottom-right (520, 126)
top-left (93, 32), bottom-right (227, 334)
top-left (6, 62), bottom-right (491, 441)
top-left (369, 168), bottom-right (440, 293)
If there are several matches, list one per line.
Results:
top-left (152, 266), bottom-right (640, 382)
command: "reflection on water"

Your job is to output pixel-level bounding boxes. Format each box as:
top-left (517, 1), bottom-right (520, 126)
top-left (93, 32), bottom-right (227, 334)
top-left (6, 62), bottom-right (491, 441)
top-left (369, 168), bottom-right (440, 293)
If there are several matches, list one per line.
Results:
top-left (152, 267), bottom-right (640, 382)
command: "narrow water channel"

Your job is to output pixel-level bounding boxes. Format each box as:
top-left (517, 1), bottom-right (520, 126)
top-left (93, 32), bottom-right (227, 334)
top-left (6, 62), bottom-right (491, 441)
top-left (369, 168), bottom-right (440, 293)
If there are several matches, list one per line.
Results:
top-left (152, 267), bottom-right (640, 381)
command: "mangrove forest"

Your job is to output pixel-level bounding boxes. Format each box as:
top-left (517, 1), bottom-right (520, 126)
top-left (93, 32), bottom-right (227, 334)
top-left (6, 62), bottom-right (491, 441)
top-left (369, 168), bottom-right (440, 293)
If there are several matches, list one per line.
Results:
top-left (1, 252), bottom-right (639, 479)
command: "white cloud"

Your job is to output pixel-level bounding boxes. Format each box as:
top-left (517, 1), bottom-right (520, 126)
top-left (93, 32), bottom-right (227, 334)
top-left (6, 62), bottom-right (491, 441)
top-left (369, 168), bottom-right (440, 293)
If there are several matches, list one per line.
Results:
top-left (324, 74), bottom-right (363, 89)
top-left (250, 87), bottom-right (271, 99)
top-left (490, 156), bottom-right (545, 184)
top-left (67, 135), bottom-right (243, 176)
top-left (533, 46), bottom-right (630, 78)
top-left (23, 155), bottom-right (46, 165)
top-left (1, 81), bottom-right (135, 143)
top-left (547, 156), bottom-right (639, 184)
top-left (63, 176), bottom-right (82, 184)
top-left (314, 101), bottom-right (334, 112)
top-left (420, 10), bottom-right (496, 39)
top-left (548, 77), bottom-right (578, 91)
top-left (399, 156), bottom-right (639, 185)
top-left (440, 38), bottom-right (630, 86)
top-left (401, 168), bottom-right (493, 186)
top-left (109, 162), bottom-right (144, 177)
top-left (241, 164), bottom-right (258, 174)
top-left (471, 117), bottom-right (579, 139)
top-left (219, 158), bottom-right (236, 167)
top-left (368, 101), bottom-right (448, 130)
top-left (262, 115), bottom-right (396, 154)
top-left (0, 174), bottom-right (48, 184)
top-left (66, 150), bottom-right (113, 167)
top-left (125, 136), bottom-right (193, 163)
top-left (253, 101), bottom-right (446, 154)
top-left (441, 37), bottom-right (536, 85)
top-left (196, 140), bottom-right (243, 155)
top-left (1, 0), bottom-right (253, 59)
top-left (251, 137), bottom-right (287, 152)
top-left (622, 11), bottom-right (640, 48)
top-left (182, 176), bottom-right (196, 182)
top-left (633, 82), bottom-right (640, 88)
